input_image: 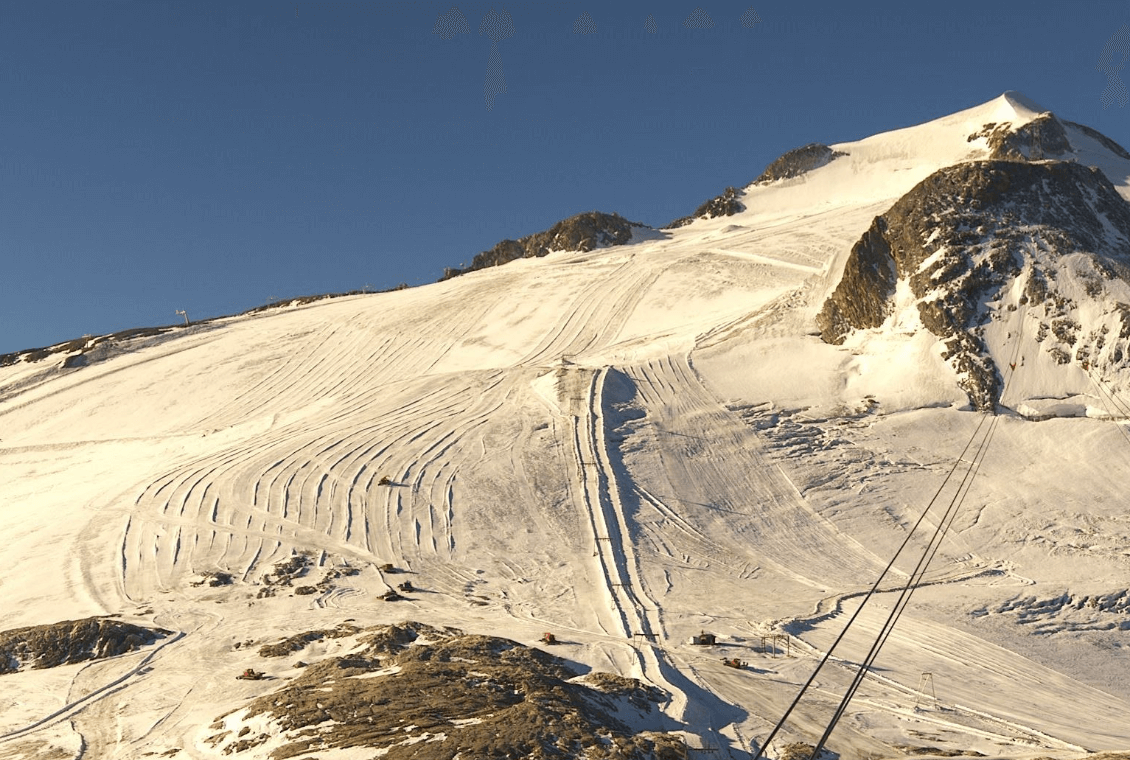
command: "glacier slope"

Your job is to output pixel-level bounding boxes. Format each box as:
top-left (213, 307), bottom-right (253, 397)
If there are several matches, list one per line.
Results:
top-left (2, 92), bottom-right (1130, 759)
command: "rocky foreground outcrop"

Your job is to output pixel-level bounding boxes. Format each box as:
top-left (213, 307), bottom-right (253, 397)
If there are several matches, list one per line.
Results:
top-left (441, 211), bottom-right (650, 280)
top-left (205, 621), bottom-right (684, 760)
top-left (818, 156), bottom-right (1130, 410)
top-left (0, 617), bottom-right (170, 674)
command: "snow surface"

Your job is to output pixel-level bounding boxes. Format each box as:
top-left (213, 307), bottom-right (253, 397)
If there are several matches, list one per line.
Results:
top-left (2, 92), bottom-right (1129, 759)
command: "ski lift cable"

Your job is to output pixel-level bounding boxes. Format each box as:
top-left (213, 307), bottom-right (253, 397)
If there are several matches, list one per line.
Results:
top-left (808, 305), bottom-right (1026, 759)
top-left (815, 415), bottom-right (998, 748)
top-left (1082, 368), bottom-right (1130, 449)
top-left (998, 301), bottom-right (1028, 408)
top-left (777, 306), bottom-right (1025, 760)
top-left (814, 421), bottom-right (999, 756)
top-left (1088, 373), bottom-right (1130, 426)
top-left (1096, 379), bottom-right (1130, 420)
top-left (750, 411), bottom-right (994, 760)
top-left (756, 307), bottom-right (1024, 760)
top-left (809, 408), bottom-right (1003, 759)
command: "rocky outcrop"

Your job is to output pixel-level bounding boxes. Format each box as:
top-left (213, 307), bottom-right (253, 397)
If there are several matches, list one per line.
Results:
top-left (442, 211), bottom-right (649, 280)
top-left (0, 326), bottom-right (180, 369)
top-left (754, 143), bottom-right (847, 184)
top-left (968, 112), bottom-right (1073, 161)
top-left (665, 186), bottom-right (745, 228)
top-left (966, 111), bottom-right (1130, 169)
top-left (814, 217), bottom-right (898, 341)
top-left (664, 143), bottom-right (848, 230)
top-left (207, 621), bottom-right (682, 760)
top-left (257, 623), bottom-right (361, 658)
top-left (0, 617), bottom-right (170, 674)
top-left (818, 159), bottom-right (1130, 410)
top-left (967, 111), bottom-right (1130, 164)
top-left (663, 142), bottom-right (849, 229)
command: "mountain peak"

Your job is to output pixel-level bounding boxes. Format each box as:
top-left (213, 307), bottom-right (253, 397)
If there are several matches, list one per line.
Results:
top-left (996, 90), bottom-right (1048, 119)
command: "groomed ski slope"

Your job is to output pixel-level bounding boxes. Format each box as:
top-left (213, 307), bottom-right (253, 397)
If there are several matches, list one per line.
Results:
top-left (2, 92), bottom-right (1130, 759)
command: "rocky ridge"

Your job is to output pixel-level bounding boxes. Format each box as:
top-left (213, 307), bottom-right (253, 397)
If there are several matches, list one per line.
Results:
top-left (441, 211), bottom-right (649, 280)
top-left (443, 140), bottom-right (854, 275)
top-left (664, 143), bottom-right (848, 229)
top-left (817, 148), bottom-right (1130, 410)
top-left (0, 285), bottom-right (407, 372)
top-left (972, 109), bottom-right (1130, 163)
top-left (754, 143), bottom-right (847, 184)
top-left (665, 186), bottom-right (745, 228)
top-left (970, 112), bottom-right (1074, 162)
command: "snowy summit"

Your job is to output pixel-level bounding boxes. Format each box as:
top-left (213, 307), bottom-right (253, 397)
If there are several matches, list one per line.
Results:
top-left (3, 92), bottom-right (1130, 760)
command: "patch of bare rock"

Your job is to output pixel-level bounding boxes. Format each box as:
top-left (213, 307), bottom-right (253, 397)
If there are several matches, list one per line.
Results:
top-left (665, 186), bottom-right (745, 229)
top-left (441, 211), bottom-right (649, 280)
top-left (207, 621), bottom-right (684, 759)
top-left (0, 616), bottom-right (170, 674)
top-left (753, 143), bottom-right (847, 184)
top-left (256, 622), bottom-right (361, 659)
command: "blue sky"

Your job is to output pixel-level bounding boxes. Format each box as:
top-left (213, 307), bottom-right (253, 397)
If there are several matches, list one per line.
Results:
top-left (3, 1), bottom-right (1130, 354)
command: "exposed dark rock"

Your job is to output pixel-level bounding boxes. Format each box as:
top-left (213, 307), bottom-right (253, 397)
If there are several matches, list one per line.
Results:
top-left (1116, 303), bottom-right (1130, 341)
top-left (754, 143), bottom-right (847, 184)
top-left (818, 159), bottom-right (1130, 410)
top-left (1025, 268), bottom-right (1049, 305)
top-left (314, 565), bottom-right (361, 593)
top-left (191, 570), bottom-right (235, 588)
top-left (0, 617), bottom-right (170, 674)
top-left (895, 745), bottom-right (985, 758)
top-left (665, 186), bottom-right (745, 229)
top-left (261, 554), bottom-right (311, 587)
top-left (242, 284), bottom-right (408, 315)
top-left (442, 211), bottom-right (649, 280)
top-left (358, 620), bottom-right (445, 655)
top-left (581, 671), bottom-right (666, 712)
top-left (780, 742), bottom-right (836, 760)
top-left (988, 589), bottom-right (1130, 634)
top-left (664, 142), bottom-right (851, 230)
top-left (0, 327), bottom-right (176, 369)
top-left (214, 622), bottom-right (682, 760)
top-left (815, 217), bottom-right (898, 343)
top-left (968, 112), bottom-right (1130, 166)
top-left (968, 113), bottom-right (1073, 161)
top-left (258, 624), bottom-right (361, 658)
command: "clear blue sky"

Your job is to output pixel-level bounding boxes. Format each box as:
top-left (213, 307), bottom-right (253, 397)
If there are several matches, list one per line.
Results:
top-left (3, 1), bottom-right (1130, 354)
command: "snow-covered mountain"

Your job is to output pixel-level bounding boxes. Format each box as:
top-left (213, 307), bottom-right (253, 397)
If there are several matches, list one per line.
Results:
top-left (3, 92), bottom-right (1130, 760)
top-left (818, 115), bottom-right (1130, 413)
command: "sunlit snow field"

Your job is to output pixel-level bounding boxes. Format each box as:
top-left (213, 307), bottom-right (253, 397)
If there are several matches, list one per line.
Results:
top-left (2, 93), bottom-right (1129, 759)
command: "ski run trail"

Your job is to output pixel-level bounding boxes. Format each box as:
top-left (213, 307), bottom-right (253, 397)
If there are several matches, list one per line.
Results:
top-left (3, 93), bottom-right (1130, 759)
